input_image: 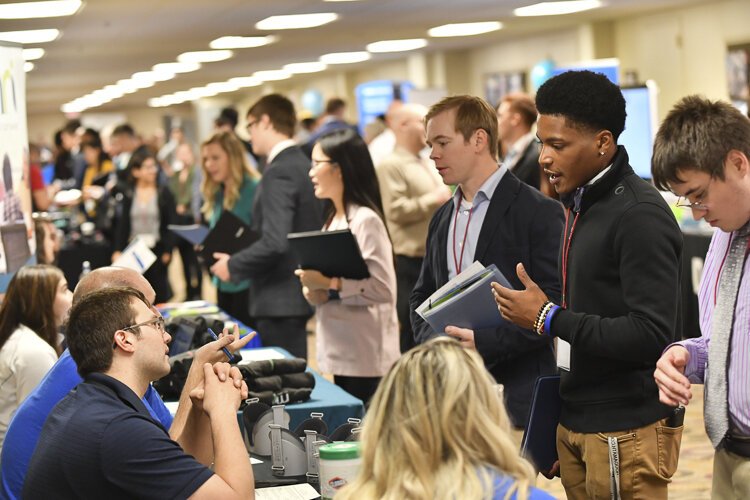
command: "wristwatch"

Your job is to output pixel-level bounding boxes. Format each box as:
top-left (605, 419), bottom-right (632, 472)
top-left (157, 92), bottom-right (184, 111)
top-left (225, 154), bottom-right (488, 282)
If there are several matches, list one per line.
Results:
top-left (328, 277), bottom-right (341, 300)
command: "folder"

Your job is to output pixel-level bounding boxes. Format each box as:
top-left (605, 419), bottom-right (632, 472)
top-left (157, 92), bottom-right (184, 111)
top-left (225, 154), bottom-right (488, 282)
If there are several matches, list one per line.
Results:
top-left (170, 211), bottom-right (259, 266)
top-left (287, 229), bottom-right (369, 280)
top-left (168, 224), bottom-right (210, 246)
top-left (415, 261), bottom-right (512, 334)
top-left (520, 375), bottom-right (562, 473)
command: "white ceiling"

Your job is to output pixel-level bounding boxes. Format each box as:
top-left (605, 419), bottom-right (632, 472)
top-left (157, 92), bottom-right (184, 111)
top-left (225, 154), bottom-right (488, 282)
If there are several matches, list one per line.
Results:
top-left (1, 0), bottom-right (715, 115)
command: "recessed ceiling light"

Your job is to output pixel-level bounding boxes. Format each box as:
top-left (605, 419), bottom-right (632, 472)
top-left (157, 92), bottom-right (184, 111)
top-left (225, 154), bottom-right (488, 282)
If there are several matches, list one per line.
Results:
top-left (209, 35), bottom-right (277, 49)
top-left (153, 62), bottom-right (201, 73)
top-left (148, 98), bottom-right (167, 108)
top-left (24, 61), bottom-right (34, 72)
top-left (366, 39), bottom-right (427, 53)
top-left (256, 13), bottom-right (338, 30)
top-left (177, 50), bottom-right (233, 63)
top-left (61, 102), bottom-right (84, 113)
top-left (206, 82), bottom-right (241, 93)
top-left (428, 21), bottom-right (502, 37)
top-left (228, 76), bottom-right (263, 87)
top-left (187, 87), bottom-right (220, 100)
top-left (319, 51), bottom-right (370, 65)
top-left (253, 69), bottom-right (292, 81)
top-left (0, 0), bottom-right (81, 19)
top-left (513, 0), bottom-right (601, 17)
top-left (22, 48), bottom-right (45, 60)
top-left (131, 70), bottom-right (175, 82)
top-left (0, 29), bottom-right (59, 44)
top-left (283, 62), bottom-right (328, 74)
top-left (116, 78), bottom-right (154, 91)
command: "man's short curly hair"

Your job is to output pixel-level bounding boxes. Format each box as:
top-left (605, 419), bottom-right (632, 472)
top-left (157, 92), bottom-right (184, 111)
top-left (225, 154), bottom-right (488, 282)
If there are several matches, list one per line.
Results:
top-left (535, 70), bottom-right (626, 140)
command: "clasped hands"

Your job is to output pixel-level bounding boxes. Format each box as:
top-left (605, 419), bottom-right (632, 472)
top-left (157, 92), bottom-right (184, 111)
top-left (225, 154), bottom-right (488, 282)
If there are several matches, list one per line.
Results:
top-left (294, 269), bottom-right (331, 306)
top-left (188, 325), bottom-right (255, 415)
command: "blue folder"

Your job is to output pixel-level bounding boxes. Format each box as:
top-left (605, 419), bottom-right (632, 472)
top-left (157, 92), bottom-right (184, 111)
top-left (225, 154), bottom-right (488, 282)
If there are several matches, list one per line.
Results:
top-left (520, 375), bottom-right (562, 473)
top-left (420, 264), bottom-right (511, 333)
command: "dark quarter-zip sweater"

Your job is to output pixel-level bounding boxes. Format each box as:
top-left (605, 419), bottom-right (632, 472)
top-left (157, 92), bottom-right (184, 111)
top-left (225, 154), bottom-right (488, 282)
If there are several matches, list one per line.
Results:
top-left (551, 146), bottom-right (683, 433)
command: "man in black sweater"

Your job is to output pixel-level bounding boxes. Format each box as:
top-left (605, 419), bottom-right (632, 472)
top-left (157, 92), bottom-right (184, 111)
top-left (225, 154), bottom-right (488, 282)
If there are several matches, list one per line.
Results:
top-left (494, 71), bottom-right (683, 499)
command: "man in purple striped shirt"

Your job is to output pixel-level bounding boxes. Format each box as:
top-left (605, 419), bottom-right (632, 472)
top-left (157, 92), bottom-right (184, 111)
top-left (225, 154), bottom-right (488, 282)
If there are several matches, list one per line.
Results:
top-left (652, 95), bottom-right (750, 499)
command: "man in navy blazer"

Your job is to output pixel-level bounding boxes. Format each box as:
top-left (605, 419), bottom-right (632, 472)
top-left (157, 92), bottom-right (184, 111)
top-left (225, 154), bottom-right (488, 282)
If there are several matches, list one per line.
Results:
top-left (411, 95), bottom-right (563, 428)
top-left (211, 94), bottom-right (323, 359)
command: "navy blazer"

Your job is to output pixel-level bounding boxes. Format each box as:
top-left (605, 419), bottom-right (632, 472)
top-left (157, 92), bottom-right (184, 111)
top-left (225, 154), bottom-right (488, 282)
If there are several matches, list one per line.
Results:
top-left (228, 146), bottom-right (323, 318)
top-left (410, 171), bottom-right (564, 427)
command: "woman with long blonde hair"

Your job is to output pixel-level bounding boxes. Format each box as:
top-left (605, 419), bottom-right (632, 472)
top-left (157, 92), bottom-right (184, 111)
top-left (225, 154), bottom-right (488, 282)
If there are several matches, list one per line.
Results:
top-left (337, 338), bottom-right (554, 500)
top-left (201, 131), bottom-right (260, 326)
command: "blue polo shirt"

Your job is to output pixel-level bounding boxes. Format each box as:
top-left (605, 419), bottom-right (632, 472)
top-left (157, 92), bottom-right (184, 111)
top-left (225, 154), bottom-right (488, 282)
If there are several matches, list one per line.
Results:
top-left (0, 350), bottom-right (173, 500)
top-left (23, 373), bottom-right (212, 499)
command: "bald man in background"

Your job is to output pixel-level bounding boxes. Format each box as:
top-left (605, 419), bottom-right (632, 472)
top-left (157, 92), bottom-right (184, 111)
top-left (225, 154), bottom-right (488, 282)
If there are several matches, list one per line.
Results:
top-left (376, 104), bottom-right (452, 352)
top-left (368, 100), bottom-right (403, 167)
top-left (0, 267), bottom-right (253, 500)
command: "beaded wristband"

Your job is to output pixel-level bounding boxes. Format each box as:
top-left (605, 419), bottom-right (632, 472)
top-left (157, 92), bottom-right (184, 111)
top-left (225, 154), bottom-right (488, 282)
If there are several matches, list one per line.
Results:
top-left (535, 302), bottom-right (554, 335)
top-left (533, 301), bottom-right (552, 334)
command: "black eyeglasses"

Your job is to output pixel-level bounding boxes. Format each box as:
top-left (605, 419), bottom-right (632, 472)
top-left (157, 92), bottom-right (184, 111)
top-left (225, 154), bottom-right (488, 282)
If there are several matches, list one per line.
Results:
top-left (245, 119), bottom-right (258, 132)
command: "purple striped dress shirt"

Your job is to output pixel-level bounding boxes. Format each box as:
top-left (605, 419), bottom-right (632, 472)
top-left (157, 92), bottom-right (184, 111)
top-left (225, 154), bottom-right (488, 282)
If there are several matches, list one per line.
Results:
top-left (676, 228), bottom-right (750, 436)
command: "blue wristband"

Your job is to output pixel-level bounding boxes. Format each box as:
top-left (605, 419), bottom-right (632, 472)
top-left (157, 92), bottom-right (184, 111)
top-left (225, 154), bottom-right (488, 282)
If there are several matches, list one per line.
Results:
top-left (544, 305), bottom-right (560, 337)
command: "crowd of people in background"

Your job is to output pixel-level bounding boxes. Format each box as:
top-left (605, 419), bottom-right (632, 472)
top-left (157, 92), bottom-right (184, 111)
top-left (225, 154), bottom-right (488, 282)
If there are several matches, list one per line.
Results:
top-left (4, 72), bottom-right (750, 498)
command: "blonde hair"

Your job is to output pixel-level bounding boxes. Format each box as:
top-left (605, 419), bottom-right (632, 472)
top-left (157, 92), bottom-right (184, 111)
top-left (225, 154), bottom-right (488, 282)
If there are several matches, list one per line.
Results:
top-left (200, 131), bottom-right (260, 218)
top-left (337, 338), bottom-right (535, 500)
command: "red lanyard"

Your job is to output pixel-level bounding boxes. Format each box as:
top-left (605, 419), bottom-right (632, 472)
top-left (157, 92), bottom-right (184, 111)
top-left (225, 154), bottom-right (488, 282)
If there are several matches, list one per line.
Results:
top-left (452, 196), bottom-right (474, 274)
top-left (561, 207), bottom-right (580, 309)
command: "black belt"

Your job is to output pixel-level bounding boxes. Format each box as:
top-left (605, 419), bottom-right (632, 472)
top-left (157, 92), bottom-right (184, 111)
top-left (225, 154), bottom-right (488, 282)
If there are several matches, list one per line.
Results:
top-left (723, 434), bottom-right (750, 458)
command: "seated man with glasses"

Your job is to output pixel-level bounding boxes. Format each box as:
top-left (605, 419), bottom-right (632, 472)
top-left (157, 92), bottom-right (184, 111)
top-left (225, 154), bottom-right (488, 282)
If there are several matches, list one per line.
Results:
top-left (1, 267), bottom-right (254, 500)
top-left (23, 287), bottom-right (254, 499)
top-left (652, 95), bottom-right (750, 499)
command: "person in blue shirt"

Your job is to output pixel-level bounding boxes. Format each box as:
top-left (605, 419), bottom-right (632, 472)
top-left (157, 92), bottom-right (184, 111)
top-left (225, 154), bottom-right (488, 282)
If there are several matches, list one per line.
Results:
top-left (336, 337), bottom-right (554, 500)
top-left (0, 266), bottom-right (253, 500)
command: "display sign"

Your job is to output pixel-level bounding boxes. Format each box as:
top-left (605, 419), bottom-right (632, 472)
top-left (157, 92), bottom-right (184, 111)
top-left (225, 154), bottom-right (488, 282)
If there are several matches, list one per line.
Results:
top-left (0, 42), bottom-right (34, 291)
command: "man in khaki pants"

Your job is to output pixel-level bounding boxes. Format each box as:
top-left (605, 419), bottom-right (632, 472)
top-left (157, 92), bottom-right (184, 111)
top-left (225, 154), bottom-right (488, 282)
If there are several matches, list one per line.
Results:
top-left (494, 70), bottom-right (683, 499)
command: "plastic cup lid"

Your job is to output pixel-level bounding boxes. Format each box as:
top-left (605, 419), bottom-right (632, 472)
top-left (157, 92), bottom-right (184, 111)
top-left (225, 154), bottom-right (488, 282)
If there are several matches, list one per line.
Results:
top-left (319, 441), bottom-right (361, 459)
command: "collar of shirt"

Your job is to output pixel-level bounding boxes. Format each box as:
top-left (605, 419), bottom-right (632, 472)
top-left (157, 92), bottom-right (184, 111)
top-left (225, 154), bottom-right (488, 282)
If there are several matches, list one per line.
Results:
top-left (266, 139), bottom-right (297, 164)
top-left (447, 165), bottom-right (507, 278)
top-left (452, 164), bottom-right (508, 209)
top-left (85, 372), bottom-right (165, 431)
top-left (586, 163), bottom-right (613, 186)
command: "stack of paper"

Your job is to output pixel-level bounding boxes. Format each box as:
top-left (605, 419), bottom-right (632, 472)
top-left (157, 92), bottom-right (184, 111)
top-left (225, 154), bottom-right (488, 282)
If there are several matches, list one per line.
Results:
top-left (113, 236), bottom-right (157, 274)
top-left (416, 261), bottom-right (513, 334)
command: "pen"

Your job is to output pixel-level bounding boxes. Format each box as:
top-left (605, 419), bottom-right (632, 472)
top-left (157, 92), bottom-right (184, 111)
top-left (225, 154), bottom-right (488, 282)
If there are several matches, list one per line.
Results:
top-left (207, 327), bottom-right (234, 361)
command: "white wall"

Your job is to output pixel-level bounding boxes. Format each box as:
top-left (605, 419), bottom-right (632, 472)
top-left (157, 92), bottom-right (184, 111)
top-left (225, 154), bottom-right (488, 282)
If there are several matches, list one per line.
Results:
top-left (615, 0), bottom-right (750, 118)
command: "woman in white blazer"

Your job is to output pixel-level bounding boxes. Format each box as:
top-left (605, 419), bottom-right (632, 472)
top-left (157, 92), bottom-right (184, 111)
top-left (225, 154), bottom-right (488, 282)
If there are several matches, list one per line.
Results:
top-left (295, 128), bottom-right (400, 404)
top-left (0, 265), bottom-right (71, 447)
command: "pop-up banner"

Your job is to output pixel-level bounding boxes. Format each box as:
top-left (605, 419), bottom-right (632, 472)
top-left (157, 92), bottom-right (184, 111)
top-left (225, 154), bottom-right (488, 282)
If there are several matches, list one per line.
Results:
top-left (0, 42), bottom-right (34, 291)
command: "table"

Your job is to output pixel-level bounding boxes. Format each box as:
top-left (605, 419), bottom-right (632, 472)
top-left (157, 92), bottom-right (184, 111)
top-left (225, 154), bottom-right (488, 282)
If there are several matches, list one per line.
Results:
top-left (159, 300), bottom-right (263, 349)
top-left (164, 347), bottom-right (364, 432)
